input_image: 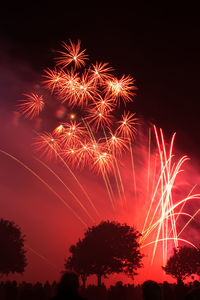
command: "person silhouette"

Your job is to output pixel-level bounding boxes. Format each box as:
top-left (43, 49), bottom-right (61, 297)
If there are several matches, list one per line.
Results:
top-left (142, 280), bottom-right (162, 300)
top-left (50, 272), bottom-right (86, 300)
top-left (185, 286), bottom-right (200, 300)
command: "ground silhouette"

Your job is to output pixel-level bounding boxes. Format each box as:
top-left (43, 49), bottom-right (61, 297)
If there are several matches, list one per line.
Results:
top-left (50, 272), bottom-right (86, 300)
top-left (142, 280), bottom-right (162, 300)
top-left (0, 278), bottom-right (200, 300)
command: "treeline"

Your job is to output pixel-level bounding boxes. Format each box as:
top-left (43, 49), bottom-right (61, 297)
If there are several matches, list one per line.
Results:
top-left (2, 218), bottom-right (200, 288)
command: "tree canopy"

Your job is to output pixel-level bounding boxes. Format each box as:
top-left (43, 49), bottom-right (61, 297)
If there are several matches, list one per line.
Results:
top-left (162, 246), bottom-right (199, 283)
top-left (0, 218), bottom-right (27, 275)
top-left (66, 220), bottom-right (143, 286)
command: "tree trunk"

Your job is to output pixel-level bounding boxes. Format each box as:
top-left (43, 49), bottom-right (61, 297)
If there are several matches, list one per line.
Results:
top-left (97, 274), bottom-right (102, 286)
top-left (81, 275), bottom-right (87, 289)
top-left (177, 277), bottom-right (183, 285)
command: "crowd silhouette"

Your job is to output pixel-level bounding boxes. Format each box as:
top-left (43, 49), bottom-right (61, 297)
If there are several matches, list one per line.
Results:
top-left (1, 272), bottom-right (200, 300)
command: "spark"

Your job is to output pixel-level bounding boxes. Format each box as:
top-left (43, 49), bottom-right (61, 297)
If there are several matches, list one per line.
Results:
top-left (70, 113), bottom-right (76, 119)
top-left (105, 75), bottom-right (136, 105)
top-left (57, 70), bottom-right (80, 105)
top-left (89, 62), bottom-right (113, 85)
top-left (92, 150), bottom-right (114, 174)
top-left (43, 68), bottom-right (63, 93)
top-left (53, 124), bottom-right (65, 136)
top-left (76, 72), bottom-right (96, 107)
top-left (106, 132), bottom-right (128, 156)
top-left (17, 93), bottom-right (44, 119)
top-left (94, 95), bottom-right (115, 112)
top-left (56, 40), bottom-right (88, 69)
top-left (116, 111), bottom-right (138, 139)
top-left (86, 103), bottom-right (113, 131)
top-left (140, 126), bottom-right (200, 265)
top-left (33, 133), bottom-right (61, 160)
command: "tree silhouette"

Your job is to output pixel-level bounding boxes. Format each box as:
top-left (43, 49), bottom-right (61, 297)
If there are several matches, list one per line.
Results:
top-left (0, 218), bottom-right (27, 276)
top-left (162, 246), bottom-right (199, 284)
top-left (66, 241), bottom-right (91, 289)
top-left (66, 220), bottom-right (143, 286)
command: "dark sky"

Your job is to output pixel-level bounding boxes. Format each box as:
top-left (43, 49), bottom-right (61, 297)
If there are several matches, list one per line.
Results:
top-left (1, 3), bottom-right (200, 158)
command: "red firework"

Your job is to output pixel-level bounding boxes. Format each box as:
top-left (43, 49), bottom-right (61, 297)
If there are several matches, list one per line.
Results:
top-left (105, 75), bottom-right (137, 105)
top-left (89, 62), bottom-right (113, 85)
top-left (33, 133), bottom-right (60, 160)
top-left (17, 93), bottom-right (44, 119)
top-left (56, 40), bottom-right (88, 69)
top-left (117, 111), bottom-right (138, 139)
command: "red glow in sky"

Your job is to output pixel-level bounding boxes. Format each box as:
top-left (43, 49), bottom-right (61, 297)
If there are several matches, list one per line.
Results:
top-left (1, 109), bottom-right (200, 286)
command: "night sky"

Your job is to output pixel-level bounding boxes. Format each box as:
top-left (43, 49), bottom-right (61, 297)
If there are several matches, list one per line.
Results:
top-left (1, 3), bottom-right (200, 155)
top-left (1, 2), bottom-right (200, 285)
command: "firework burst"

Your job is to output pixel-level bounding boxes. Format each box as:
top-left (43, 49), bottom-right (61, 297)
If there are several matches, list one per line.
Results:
top-left (17, 93), bottom-right (44, 119)
top-left (56, 40), bottom-right (88, 69)
top-left (105, 75), bottom-right (137, 105)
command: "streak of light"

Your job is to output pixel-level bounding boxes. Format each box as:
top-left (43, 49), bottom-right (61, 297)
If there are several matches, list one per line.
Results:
top-left (0, 149), bottom-right (88, 227)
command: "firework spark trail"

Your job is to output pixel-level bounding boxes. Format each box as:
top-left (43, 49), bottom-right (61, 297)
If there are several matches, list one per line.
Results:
top-left (147, 128), bottom-right (151, 199)
top-left (100, 125), bottom-right (117, 206)
top-left (151, 127), bottom-right (177, 263)
top-left (113, 157), bottom-right (127, 207)
top-left (25, 244), bottom-right (59, 270)
top-left (33, 130), bottom-right (100, 219)
top-left (141, 238), bottom-right (198, 250)
top-left (0, 149), bottom-right (88, 227)
top-left (178, 208), bottom-right (200, 237)
top-left (173, 185), bottom-right (198, 226)
top-left (34, 157), bottom-right (96, 223)
top-left (140, 155), bottom-right (178, 241)
top-left (140, 126), bottom-right (200, 265)
top-left (101, 168), bottom-right (115, 210)
top-left (160, 128), bottom-right (178, 259)
top-left (81, 117), bottom-right (119, 209)
top-left (140, 157), bottom-right (171, 241)
top-left (141, 193), bottom-right (200, 249)
top-left (128, 138), bottom-right (137, 199)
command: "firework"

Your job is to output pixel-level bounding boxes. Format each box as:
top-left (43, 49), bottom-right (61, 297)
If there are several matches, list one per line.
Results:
top-left (43, 68), bottom-right (64, 94)
top-left (89, 62), bottom-right (113, 85)
top-left (55, 69), bottom-right (80, 105)
top-left (17, 39), bottom-right (200, 270)
top-left (56, 40), bottom-right (88, 69)
top-left (33, 133), bottom-right (61, 160)
top-left (18, 40), bottom-right (138, 175)
top-left (105, 75), bottom-right (136, 105)
top-left (117, 111), bottom-right (138, 139)
top-left (86, 103), bottom-right (114, 131)
top-left (106, 132), bottom-right (128, 156)
top-left (17, 93), bottom-right (44, 119)
top-left (140, 126), bottom-right (200, 265)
